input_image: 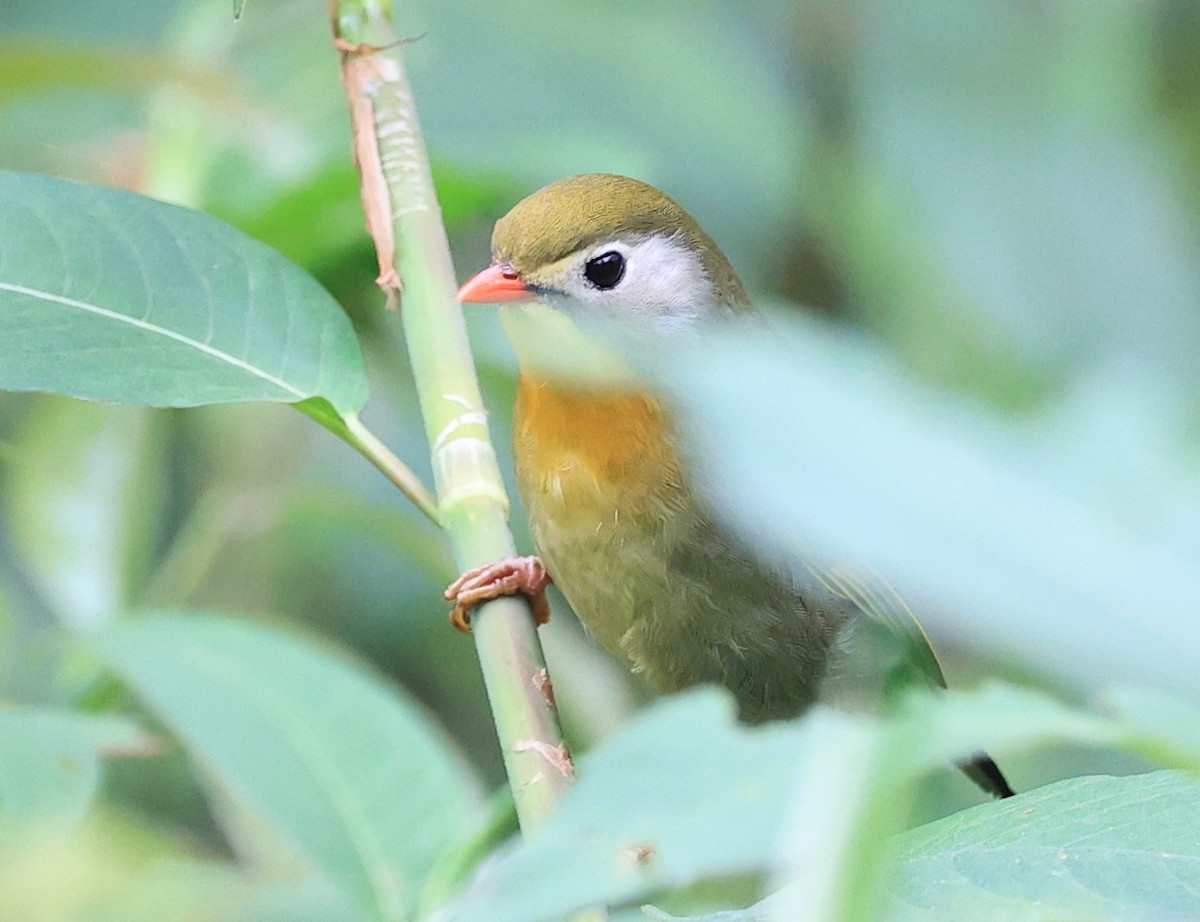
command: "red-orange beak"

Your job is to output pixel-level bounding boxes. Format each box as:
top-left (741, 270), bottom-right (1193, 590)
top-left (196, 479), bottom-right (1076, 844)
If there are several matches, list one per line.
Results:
top-left (456, 264), bottom-right (537, 303)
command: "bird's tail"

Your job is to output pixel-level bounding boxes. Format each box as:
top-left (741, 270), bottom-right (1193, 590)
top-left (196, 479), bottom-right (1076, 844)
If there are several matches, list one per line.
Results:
top-left (809, 565), bottom-right (1017, 800)
top-left (960, 752), bottom-right (1016, 799)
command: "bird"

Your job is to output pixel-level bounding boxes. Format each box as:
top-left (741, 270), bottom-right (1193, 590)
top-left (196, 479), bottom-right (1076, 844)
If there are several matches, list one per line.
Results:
top-left (446, 173), bottom-right (1014, 799)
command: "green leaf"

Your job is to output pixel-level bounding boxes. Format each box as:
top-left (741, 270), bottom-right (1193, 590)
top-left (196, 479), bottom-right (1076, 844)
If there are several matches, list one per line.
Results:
top-left (762, 683), bottom-right (1128, 922)
top-left (848, 3), bottom-right (1200, 387)
top-left (0, 171), bottom-right (367, 412)
top-left (0, 708), bottom-right (147, 840)
top-left (883, 771), bottom-right (1200, 922)
top-left (658, 319), bottom-right (1200, 700)
top-left (647, 774), bottom-right (1200, 922)
top-left (242, 875), bottom-right (369, 922)
top-left (769, 683), bottom-right (1200, 922)
top-left (440, 689), bottom-right (817, 922)
top-left (93, 613), bottom-right (484, 922)
top-left (1104, 686), bottom-right (1200, 768)
top-left (443, 680), bottom-right (1200, 922)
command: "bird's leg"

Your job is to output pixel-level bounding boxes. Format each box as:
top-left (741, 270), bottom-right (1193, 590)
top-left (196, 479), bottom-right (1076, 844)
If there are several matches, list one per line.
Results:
top-left (444, 556), bottom-right (552, 634)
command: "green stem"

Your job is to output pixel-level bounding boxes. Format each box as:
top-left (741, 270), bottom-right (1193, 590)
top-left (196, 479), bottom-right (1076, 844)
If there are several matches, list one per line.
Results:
top-left (329, 1), bottom-right (574, 834)
top-left (293, 399), bottom-right (441, 526)
top-left (343, 415), bottom-right (442, 524)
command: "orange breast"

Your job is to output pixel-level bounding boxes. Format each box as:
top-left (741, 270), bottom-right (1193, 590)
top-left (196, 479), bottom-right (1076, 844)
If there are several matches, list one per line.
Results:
top-left (513, 374), bottom-right (677, 513)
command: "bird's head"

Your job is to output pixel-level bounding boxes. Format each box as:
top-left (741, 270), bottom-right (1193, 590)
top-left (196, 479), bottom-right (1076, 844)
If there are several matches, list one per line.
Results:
top-left (457, 174), bottom-right (748, 331)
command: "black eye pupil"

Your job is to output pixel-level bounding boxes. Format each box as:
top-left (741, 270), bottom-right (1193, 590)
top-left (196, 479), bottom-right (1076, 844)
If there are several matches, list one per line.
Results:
top-left (584, 251), bottom-right (626, 290)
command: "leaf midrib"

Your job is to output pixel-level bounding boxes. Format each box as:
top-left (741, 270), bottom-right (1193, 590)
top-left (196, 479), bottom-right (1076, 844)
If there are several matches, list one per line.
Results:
top-left (0, 280), bottom-right (306, 399)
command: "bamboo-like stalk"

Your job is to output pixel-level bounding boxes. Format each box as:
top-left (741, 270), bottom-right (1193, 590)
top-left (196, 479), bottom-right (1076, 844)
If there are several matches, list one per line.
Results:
top-left (328, 0), bottom-right (574, 833)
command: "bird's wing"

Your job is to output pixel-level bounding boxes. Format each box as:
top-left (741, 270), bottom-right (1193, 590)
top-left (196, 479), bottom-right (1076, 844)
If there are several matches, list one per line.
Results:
top-left (805, 564), bottom-right (948, 693)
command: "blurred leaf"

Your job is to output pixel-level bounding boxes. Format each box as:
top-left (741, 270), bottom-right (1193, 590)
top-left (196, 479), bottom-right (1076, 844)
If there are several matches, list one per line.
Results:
top-left (659, 319), bottom-right (1200, 700)
top-left (642, 908), bottom-right (751, 922)
top-left (0, 171), bottom-right (367, 412)
top-left (764, 681), bottom-right (1175, 922)
top-left (1105, 685), bottom-right (1200, 767)
top-left (441, 689), bottom-right (816, 922)
top-left (761, 708), bottom-right (900, 922)
top-left (649, 773), bottom-right (1200, 922)
top-left (0, 808), bottom-right (336, 922)
top-left (0, 43), bottom-right (246, 106)
top-left (4, 399), bottom-right (161, 631)
top-left (232, 165), bottom-right (369, 270)
top-left (444, 679), bottom-right (1200, 922)
top-left (94, 613), bottom-right (485, 922)
top-left (409, 1), bottom-right (808, 278)
top-left (241, 875), bottom-right (369, 922)
top-left (882, 771), bottom-right (1200, 922)
top-left (0, 707), bottom-right (147, 840)
top-left (851, 2), bottom-right (1200, 391)
top-left (231, 161), bottom-right (518, 277)
top-left (0, 1), bottom-right (184, 43)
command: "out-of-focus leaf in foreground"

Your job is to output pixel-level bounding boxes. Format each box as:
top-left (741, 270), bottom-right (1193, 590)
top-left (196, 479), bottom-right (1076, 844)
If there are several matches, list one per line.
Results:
top-left (648, 773), bottom-right (1200, 922)
top-left (440, 689), bottom-right (817, 922)
top-left (94, 613), bottom-right (484, 922)
top-left (0, 708), bottom-right (147, 840)
top-left (440, 682), bottom-right (1185, 922)
top-left (825, 3), bottom-right (1200, 400)
top-left (657, 318), bottom-right (1200, 701)
top-left (0, 170), bottom-right (367, 411)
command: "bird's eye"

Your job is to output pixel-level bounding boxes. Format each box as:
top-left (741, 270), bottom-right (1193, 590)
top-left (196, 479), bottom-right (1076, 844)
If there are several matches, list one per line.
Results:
top-left (583, 251), bottom-right (626, 290)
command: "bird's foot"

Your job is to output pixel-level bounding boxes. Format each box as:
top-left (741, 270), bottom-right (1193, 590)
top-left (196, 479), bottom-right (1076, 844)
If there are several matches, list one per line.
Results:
top-left (444, 555), bottom-right (552, 634)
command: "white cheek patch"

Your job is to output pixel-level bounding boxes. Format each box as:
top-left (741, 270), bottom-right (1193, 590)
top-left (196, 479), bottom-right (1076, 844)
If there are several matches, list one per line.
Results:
top-left (569, 235), bottom-right (720, 329)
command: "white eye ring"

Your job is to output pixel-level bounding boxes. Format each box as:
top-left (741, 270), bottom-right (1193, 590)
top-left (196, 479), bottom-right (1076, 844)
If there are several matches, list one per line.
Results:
top-left (555, 235), bottom-right (715, 331)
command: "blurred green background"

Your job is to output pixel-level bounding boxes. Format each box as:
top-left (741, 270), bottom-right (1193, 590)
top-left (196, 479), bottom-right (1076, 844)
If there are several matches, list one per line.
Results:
top-left (3, 0), bottom-right (1200, 916)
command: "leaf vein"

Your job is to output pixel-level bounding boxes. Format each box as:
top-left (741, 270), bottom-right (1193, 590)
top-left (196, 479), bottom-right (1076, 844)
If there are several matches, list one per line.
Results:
top-left (0, 281), bottom-right (306, 399)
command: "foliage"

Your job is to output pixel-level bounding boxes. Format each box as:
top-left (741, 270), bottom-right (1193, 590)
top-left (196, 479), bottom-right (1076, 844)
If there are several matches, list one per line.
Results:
top-left (1, 1), bottom-right (1199, 920)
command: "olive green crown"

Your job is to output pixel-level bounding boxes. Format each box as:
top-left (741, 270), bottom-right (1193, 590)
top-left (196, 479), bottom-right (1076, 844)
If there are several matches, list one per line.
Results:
top-left (492, 173), bottom-right (747, 308)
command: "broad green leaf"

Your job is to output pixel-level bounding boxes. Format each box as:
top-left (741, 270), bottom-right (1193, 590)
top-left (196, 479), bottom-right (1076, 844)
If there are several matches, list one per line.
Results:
top-left (443, 680), bottom-right (1198, 922)
top-left (883, 771), bottom-right (1200, 922)
top-left (658, 319), bottom-right (1200, 700)
top-left (4, 399), bottom-right (161, 631)
top-left (243, 875), bottom-right (368, 922)
top-left (647, 774), bottom-right (1200, 922)
top-left (0, 708), bottom-right (147, 840)
top-left (1104, 686), bottom-right (1200, 768)
top-left (643, 683), bottom-right (1200, 922)
top-left (94, 613), bottom-right (484, 922)
top-left (0, 171), bottom-right (367, 412)
top-left (441, 689), bottom-right (818, 922)
top-left (811, 2), bottom-right (1200, 401)
top-left (763, 683), bottom-right (1132, 922)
